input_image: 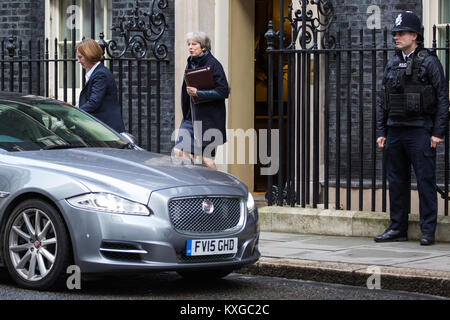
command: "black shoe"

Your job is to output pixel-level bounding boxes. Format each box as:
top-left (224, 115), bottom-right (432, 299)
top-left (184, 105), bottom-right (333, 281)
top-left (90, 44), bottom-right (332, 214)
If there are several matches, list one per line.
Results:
top-left (374, 229), bottom-right (408, 243)
top-left (420, 233), bottom-right (435, 246)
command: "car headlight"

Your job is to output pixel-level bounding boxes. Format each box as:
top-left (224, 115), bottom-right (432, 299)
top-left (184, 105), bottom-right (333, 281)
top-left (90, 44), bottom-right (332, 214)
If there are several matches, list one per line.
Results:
top-left (247, 192), bottom-right (256, 212)
top-left (67, 193), bottom-right (151, 216)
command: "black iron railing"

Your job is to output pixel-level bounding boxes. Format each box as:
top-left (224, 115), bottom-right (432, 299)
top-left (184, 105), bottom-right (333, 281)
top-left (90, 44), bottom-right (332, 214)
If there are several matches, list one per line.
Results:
top-left (0, 0), bottom-right (169, 153)
top-left (264, 1), bottom-right (449, 216)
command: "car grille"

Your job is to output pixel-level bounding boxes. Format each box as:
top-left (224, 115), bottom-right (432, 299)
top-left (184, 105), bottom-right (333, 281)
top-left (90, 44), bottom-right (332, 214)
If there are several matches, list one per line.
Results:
top-left (168, 197), bottom-right (243, 233)
top-left (178, 253), bottom-right (236, 263)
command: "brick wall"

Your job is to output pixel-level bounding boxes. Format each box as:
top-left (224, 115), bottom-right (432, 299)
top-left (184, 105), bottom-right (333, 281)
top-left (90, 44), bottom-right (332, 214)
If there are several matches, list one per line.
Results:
top-left (0, 0), bottom-right (45, 40)
top-left (0, 0), bottom-right (45, 93)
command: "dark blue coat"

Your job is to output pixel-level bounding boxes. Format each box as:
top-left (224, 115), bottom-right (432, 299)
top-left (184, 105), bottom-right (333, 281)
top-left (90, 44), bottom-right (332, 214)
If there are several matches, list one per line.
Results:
top-left (181, 51), bottom-right (229, 146)
top-left (79, 63), bottom-right (126, 133)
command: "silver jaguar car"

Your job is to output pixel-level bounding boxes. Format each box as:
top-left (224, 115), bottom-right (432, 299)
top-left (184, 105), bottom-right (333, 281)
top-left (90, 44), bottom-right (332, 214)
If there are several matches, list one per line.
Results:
top-left (0, 92), bottom-right (259, 290)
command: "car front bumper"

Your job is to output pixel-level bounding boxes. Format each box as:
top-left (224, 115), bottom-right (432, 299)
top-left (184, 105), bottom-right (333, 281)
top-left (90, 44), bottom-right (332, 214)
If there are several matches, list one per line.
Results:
top-left (58, 189), bottom-right (260, 274)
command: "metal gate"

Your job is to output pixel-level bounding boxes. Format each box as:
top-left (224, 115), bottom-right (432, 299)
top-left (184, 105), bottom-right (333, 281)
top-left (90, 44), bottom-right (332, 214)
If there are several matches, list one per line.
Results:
top-left (0, 0), bottom-right (170, 152)
top-left (264, 0), bottom-right (450, 216)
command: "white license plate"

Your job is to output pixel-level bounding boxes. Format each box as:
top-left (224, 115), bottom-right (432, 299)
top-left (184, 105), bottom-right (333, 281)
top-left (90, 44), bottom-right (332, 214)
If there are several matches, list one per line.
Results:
top-left (186, 238), bottom-right (238, 256)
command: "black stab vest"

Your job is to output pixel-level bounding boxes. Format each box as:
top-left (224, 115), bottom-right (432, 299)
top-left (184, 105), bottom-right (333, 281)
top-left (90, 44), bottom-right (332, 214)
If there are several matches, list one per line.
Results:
top-left (385, 49), bottom-right (437, 119)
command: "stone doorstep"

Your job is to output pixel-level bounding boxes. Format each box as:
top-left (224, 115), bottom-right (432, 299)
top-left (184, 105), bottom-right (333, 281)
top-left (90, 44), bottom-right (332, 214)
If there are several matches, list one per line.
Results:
top-left (258, 206), bottom-right (450, 242)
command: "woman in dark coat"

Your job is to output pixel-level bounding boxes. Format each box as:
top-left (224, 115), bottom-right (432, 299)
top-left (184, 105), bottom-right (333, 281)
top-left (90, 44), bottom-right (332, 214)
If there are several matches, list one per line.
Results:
top-left (75, 38), bottom-right (125, 133)
top-left (173, 32), bottom-right (229, 170)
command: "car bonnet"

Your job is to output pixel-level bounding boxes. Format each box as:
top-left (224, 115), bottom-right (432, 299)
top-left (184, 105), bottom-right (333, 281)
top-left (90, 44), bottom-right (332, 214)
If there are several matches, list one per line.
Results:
top-left (1, 148), bottom-right (244, 203)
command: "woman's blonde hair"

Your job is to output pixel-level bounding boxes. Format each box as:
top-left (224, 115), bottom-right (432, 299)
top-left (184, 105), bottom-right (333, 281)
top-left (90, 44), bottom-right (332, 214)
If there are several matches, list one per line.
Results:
top-left (186, 31), bottom-right (211, 51)
top-left (75, 38), bottom-right (103, 63)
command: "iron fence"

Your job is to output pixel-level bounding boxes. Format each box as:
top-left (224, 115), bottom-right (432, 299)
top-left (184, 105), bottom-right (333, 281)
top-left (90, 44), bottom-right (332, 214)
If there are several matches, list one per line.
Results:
top-left (265, 1), bottom-right (449, 216)
top-left (0, 0), bottom-right (170, 152)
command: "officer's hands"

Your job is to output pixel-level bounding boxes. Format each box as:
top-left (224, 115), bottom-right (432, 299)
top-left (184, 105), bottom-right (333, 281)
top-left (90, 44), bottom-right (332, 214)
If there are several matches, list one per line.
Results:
top-left (431, 136), bottom-right (443, 148)
top-left (377, 137), bottom-right (386, 148)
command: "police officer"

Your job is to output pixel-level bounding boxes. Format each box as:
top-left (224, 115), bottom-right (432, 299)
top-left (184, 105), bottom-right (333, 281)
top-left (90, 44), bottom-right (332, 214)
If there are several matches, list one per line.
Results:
top-left (375, 11), bottom-right (448, 245)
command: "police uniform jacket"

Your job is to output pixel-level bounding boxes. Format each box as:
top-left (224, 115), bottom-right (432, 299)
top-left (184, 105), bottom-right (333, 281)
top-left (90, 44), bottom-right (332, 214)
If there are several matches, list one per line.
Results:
top-left (376, 46), bottom-right (449, 139)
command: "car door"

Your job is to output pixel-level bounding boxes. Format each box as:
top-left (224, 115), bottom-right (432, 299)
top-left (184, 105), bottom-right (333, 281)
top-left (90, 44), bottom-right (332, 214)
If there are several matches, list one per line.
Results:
top-left (0, 151), bottom-right (13, 218)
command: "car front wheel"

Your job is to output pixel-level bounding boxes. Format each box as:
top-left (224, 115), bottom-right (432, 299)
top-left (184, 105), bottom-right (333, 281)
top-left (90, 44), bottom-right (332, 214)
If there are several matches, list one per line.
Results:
top-left (2, 199), bottom-right (71, 290)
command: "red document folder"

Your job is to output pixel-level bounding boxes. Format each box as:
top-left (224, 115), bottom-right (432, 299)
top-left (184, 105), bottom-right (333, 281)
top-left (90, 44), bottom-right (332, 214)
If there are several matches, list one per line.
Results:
top-left (184, 66), bottom-right (216, 104)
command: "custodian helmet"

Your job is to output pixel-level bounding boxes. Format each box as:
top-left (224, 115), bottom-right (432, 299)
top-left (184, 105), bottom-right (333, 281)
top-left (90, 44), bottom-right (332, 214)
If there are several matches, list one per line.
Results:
top-left (391, 11), bottom-right (423, 41)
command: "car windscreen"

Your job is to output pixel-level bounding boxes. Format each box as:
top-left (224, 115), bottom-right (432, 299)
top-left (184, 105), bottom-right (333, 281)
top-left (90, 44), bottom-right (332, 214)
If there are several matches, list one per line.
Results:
top-left (0, 100), bottom-right (128, 152)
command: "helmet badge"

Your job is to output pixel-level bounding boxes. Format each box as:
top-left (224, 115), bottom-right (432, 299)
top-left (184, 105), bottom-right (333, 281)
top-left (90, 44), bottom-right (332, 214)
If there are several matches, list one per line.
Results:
top-left (395, 14), bottom-right (402, 26)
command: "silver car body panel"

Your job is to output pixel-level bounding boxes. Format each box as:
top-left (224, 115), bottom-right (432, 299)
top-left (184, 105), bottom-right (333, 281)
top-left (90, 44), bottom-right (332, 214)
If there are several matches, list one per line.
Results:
top-left (0, 148), bottom-right (259, 273)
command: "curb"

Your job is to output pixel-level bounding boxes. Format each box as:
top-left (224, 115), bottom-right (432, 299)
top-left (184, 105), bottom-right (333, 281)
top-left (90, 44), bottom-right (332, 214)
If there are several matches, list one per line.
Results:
top-left (258, 206), bottom-right (450, 242)
top-left (237, 257), bottom-right (450, 298)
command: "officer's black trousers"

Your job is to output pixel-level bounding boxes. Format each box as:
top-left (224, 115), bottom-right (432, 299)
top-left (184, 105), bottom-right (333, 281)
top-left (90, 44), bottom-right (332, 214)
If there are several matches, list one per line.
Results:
top-left (386, 126), bottom-right (437, 234)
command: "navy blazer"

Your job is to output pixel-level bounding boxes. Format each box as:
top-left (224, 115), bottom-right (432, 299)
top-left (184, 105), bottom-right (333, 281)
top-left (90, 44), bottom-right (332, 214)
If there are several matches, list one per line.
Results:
top-left (79, 63), bottom-right (126, 133)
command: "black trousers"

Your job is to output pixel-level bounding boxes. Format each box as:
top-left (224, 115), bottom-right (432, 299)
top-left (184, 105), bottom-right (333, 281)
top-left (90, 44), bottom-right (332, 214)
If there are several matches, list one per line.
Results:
top-left (386, 126), bottom-right (437, 234)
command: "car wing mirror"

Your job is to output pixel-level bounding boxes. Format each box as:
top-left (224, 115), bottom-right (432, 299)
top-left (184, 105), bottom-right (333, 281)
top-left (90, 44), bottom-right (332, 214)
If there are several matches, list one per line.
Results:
top-left (120, 132), bottom-right (143, 150)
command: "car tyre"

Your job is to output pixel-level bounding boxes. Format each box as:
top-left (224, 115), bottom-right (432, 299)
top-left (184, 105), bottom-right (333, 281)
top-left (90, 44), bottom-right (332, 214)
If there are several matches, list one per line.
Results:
top-left (2, 199), bottom-right (72, 290)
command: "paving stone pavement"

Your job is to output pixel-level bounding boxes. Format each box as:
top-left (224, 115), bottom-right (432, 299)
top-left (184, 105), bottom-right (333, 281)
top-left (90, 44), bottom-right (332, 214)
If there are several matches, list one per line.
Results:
top-left (238, 232), bottom-right (450, 298)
